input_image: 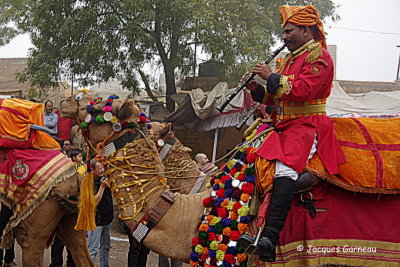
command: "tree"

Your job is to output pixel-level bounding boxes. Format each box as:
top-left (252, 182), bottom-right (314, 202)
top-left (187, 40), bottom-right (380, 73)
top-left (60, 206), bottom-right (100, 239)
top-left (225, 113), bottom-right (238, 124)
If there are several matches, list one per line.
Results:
top-left (6, 0), bottom-right (338, 111)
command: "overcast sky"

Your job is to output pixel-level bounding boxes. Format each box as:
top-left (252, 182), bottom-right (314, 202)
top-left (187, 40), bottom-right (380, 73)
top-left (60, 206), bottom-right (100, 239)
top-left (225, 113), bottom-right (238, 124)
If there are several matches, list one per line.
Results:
top-left (1, 0), bottom-right (399, 82)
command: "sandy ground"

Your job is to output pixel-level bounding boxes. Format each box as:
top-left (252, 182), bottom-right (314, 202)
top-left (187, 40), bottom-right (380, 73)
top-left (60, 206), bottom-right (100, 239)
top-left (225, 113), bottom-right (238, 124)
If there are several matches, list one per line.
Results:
top-left (12, 221), bottom-right (190, 267)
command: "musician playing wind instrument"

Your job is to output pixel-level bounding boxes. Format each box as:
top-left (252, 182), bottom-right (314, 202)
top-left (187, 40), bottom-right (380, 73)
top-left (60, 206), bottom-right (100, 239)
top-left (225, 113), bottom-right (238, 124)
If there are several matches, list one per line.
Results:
top-left (237, 5), bottom-right (346, 262)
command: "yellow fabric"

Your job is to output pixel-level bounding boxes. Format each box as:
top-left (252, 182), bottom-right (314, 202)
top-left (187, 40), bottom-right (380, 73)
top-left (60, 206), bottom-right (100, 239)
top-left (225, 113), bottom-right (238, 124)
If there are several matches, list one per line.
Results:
top-left (276, 98), bottom-right (327, 120)
top-left (256, 118), bottom-right (400, 194)
top-left (279, 5), bottom-right (327, 49)
top-left (0, 98), bottom-right (60, 150)
top-left (74, 172), bottom-right (96, 231)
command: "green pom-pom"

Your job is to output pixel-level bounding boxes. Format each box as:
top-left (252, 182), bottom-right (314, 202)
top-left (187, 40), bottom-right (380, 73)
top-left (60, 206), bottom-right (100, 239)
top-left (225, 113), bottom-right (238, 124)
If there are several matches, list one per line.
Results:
top-left (217, 173), bottom-right (224, 179)
top-left (244, 167), bottom-right (255, 175)
top-left (80, 122), bottom-right (88, 129)
top-left (230, 220), bottom-right (238, 230)
top-left (214, 223), bottom-right (224, 234)
top-left (233, 151), bottom-right (242, 159)
top-left (95, 115), bottom-right (105, 124)
top-left (128, 122), bottom-right (137, 128)
top-left (198, 231), bottom-right (208, 240)
top-left (239, 261), bottom-right (247, 267)
top-left (206, 240), bottom-right (212, 247)
top-left (236, 244), bottom-right (245, 253)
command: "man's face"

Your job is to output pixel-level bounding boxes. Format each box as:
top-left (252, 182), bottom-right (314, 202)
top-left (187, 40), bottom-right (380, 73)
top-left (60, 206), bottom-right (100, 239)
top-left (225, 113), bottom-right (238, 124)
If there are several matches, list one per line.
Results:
top-left (92, 162), bottom-right (105, 178)
top-left (63, 141), bottom-right (72, 152)
top-left (282, 23), bottom-right (309, 52)
top-left (199, 156), bottom-right (209, 166)
top-left (45, 101), bottom-right (53, 114)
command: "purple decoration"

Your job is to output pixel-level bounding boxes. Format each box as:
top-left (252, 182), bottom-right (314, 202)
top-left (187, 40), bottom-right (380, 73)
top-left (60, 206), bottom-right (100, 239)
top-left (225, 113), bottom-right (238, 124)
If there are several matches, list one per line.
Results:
top-left (224, 189), bottom-right (233, 198)
top-left (214, 198), bottom-right (224, 206)
top-left (221, 219), bottom-right (231, 227)
top-left (227, 247), bottom-right (236, 254)
top-left (212, 184), bottom-right (220, 191)
top-left (190, 252), bottom-right (199, 262)
top-left (86, 105), bottom-right (93, 113)
top-left (245, 174), bottom-right (255, 183)
top-left (240, 216), bottom-right (251, 224)
top-left (209, 250), bottom-right (216, 258)
top-left (224, 179), bottom-right (232, 189)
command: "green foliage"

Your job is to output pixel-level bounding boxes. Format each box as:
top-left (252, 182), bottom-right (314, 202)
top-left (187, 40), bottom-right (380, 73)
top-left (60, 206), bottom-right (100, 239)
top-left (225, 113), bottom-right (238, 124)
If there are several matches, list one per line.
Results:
top-left (3, 0), bottom-right (338, 109)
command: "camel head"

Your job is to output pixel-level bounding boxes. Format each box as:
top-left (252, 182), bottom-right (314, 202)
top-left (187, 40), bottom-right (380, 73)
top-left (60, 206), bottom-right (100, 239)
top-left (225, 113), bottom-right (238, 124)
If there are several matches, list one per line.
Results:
top-left (150, 122), bottom-right (172, 140)
top-left (60, 91), bottom-right (143, 146)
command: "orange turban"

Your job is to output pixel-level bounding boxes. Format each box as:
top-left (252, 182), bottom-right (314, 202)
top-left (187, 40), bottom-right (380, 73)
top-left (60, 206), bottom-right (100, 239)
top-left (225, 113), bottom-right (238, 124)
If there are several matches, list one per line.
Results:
top-left (279, 5), bottom-right (326, 49)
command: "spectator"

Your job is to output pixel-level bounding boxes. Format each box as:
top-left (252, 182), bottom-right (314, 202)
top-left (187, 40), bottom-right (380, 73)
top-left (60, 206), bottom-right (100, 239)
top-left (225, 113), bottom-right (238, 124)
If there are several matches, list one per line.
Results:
top-left (43, 100), bottom-right (58, 137)
top-left (49, 237), bottom-right (75, 267)
top-left (123, 222), bottom-right (150, 267)
top-left (54, 100), bottom-right (73, 142)
top-left (87, 159), bottom-right (113, 267)
top-left (70, 148), bottom-right (87, 179)
top-left (195, 153), bottom-right (218, 175)
top-left (158, 255), bottom-right (183, 267)
top-left (62, 140), bottom-right (73, 158)
top-left (0, 204), bottom-right (16, 267)
top-left (70, 124), bottom-right (87, 152)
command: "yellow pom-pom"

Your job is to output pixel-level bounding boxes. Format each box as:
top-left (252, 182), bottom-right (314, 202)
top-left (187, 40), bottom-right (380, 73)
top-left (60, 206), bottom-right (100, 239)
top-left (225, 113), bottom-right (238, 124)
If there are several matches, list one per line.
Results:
top-left (195, 244), bottom-right (204, 254)
top-left (226, 160), bottom-right (236, 169)
top-left (110, 116), bottom-right (119, 123)
top-left (210, 217), bottom-right (221, 226)
top-left (227, 201), bottom-right (235, 211)
top-left (210, 241), bottom-right (219, 250)
top-left (216, 250), bottom-right (225, 261)
top-left (238, 206), bottom-right (250, 216)
top-left (80, 88), bottom-right (88, 93)
top-left (240, 145), bottom-right (249, 152)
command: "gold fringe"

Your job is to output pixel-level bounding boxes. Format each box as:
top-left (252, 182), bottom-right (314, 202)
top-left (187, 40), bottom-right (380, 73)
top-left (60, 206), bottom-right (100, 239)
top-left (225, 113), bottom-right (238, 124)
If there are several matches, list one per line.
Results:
top-left (74, 172), bottom-right (96, 232)
top-left (306, 41), bottom-right (322, 63)
top-left (0, 164), bottom-right (78, 245)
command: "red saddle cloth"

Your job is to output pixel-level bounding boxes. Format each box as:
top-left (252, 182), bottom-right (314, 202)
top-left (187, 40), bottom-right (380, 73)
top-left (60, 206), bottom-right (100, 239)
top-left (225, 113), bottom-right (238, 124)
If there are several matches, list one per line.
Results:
top-left (0, 148), bottom-right (76, 237)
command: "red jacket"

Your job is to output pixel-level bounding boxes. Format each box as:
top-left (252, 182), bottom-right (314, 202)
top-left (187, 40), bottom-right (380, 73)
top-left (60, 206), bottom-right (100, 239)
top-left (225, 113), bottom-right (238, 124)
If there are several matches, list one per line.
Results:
top-left (54, 110), bottom-right (73, 141)
top-left (253, 40), bottom-right (346, 174)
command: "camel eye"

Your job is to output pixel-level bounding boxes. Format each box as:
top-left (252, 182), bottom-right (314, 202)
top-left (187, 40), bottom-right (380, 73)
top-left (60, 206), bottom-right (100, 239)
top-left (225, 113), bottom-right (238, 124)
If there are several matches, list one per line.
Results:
top-left (75, 92), bottom-right (84, 101)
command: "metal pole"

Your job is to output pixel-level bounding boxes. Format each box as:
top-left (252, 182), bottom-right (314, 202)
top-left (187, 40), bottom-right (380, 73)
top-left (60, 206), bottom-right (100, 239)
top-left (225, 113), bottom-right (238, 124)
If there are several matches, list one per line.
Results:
top-left (396, 45), bottom-right (400, 81)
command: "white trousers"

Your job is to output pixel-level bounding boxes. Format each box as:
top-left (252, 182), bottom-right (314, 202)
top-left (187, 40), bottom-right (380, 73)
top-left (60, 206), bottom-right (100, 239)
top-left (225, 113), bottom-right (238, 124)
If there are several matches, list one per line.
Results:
top-left (275, 135), bottom-right (318, 181)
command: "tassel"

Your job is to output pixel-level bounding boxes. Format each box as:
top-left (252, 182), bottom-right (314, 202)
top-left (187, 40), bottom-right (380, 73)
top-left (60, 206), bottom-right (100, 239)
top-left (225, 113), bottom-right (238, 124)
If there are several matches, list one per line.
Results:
top-left (74, 171), bottom-right (96, 231)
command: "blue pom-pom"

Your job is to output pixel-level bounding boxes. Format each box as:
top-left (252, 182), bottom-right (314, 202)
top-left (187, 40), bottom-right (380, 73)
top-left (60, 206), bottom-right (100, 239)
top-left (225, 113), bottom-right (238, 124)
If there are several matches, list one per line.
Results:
top-left (245, 174), bottom-right (255, 183)
top-left (240, 216), bottom-right (251, 224)
top-left (208, 250), bottom-right (216, 258)
top-left (214, 197), bottom-right (224, 206)
top-left (86, 105), bottom-right (93, 113)
top-left (223, 261), bottom-right (231, 267)
top-left (221, 218), bottom-right (231, 227)
top-left (212, 184), bottom-right (220, 191)
top-left (224, 179), bottom-right (232, 189)
top-left (224, 189), bottom-right (233, 198)
top-left (190, 251), bottom-right (199, 262)
top-left (208, 225), bottom-right (215, 233)
top-left (226, 247), bottom-right (236, 254)
top-left (105, 101), bottom-right (112, 106)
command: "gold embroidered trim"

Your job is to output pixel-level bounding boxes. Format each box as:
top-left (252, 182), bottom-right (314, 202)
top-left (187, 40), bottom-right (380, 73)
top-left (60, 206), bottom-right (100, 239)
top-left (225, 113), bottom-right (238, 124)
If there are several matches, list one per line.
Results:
top-left (277, 76), bottom-right (292, 97)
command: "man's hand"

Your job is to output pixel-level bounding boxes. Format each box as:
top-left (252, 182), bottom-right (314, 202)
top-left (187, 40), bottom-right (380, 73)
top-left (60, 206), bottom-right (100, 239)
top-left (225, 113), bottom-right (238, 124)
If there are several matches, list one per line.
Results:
top-left (241, 73), bottom-right (259, 91)
top-left (252, 63), bottom-right (272, 80)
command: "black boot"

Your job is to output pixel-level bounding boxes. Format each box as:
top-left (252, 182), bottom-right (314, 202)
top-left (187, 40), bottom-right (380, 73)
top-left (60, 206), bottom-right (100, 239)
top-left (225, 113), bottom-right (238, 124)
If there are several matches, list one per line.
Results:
top-left (238, 177), bottom-right (295, 262)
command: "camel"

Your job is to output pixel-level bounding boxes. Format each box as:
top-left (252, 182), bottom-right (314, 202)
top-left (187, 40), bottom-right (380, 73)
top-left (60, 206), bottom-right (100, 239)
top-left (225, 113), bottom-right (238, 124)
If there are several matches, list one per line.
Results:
top-left (61, 93), bottom-right (400, 266)
top-left (0, 98), bottom-right (94, 267)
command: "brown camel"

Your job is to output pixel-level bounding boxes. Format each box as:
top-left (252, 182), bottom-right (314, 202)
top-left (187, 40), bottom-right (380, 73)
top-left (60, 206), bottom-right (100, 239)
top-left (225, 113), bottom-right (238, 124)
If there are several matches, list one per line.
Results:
top-left (60, 94), bottom-right (212, 262)
top-left (2, 163), bottom-right (94, 267)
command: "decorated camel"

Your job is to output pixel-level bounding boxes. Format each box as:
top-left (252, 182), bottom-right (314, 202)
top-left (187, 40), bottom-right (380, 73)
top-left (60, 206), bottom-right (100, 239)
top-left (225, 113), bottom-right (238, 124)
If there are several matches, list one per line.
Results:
top-left (60, 93), bottom-right (400, 266)
top-left (0, 98), bottom-right (93, 267)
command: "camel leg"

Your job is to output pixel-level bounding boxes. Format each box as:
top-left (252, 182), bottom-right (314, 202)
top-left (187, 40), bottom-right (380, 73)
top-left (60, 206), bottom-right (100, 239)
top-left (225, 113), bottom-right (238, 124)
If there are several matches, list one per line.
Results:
top-left (14, 200), bottom-right (64, 267)
top-left (56, 213), bottom-right (94, 267)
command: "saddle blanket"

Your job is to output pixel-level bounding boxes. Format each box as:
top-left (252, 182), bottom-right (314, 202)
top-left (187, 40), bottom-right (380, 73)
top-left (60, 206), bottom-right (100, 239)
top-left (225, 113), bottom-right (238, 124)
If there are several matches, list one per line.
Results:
top-left (256, 118), bottom-right (400, 194)
top-left (0, 148), bottom-right (76, 237)
top-left (0, 98), bottom-right (60, 150)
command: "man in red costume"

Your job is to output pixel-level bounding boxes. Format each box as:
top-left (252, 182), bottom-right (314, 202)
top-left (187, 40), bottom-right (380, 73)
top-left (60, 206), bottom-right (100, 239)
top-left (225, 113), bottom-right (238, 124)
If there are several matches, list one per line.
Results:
top-left (237, 5), bottom-right (346, 262)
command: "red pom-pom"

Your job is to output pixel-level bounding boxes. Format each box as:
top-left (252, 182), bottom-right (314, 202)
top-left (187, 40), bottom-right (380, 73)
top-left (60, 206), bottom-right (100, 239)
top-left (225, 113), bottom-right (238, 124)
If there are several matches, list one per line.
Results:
top-left (139, 115), bottom-right (147, 123)
top-left (245, 147), bottom-right (253, 155)
top-left (121, 121), bottom-right (129, 128)
top-left (233, 201), bottom-right (242, 212)
top-left (210, 258), bottom-right (217, 266)
top-left (192, 236), bottom-right (200, 246)
top-left (224, 254), bottom-right (235, 264)
top-left (217, 207), bottom-right (228, 218)
top-left (208, 232), bottom-right (216, 241)
top-left (230, 230), bottom-right (241, 241)
top-left (221, 175), bottom-right (230, 184)
top-left (247, 153), bottom-right (257, 163)
top-left (202, 197), bottom-right (214, 207)
top-left (242, 183), bottom-right (255, 194)
top-left (200, 253), bottom-right (207, 261)
top-left (237, 173), bottom-right (245, 181)
top-left (216, 189), bottom-right (225, 198)
top-left (229, 168), bottom-right (237, 176)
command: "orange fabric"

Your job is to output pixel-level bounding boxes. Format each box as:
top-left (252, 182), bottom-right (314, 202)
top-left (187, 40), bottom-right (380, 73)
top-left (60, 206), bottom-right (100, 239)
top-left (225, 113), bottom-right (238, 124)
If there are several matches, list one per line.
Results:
top-left (279, 5), bottom-right (327, 49)
top-left (256, 118), bottom-right (400, 194)
top-left (0, 98), bottom-right (60, 150)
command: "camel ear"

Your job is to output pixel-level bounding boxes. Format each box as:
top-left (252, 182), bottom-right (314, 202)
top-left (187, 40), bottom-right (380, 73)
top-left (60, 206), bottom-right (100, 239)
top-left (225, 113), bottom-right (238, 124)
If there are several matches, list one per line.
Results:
top-left (115, 99), bottom-right (141, 121)
top-left (160, 122), bottom-right (172, 137)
